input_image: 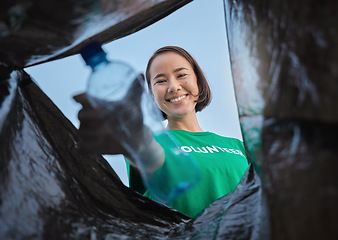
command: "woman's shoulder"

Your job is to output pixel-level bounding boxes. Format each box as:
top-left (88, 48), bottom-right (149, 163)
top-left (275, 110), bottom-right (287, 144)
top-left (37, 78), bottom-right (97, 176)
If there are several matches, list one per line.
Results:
top-left (205, 132), bottom-right (245, 147)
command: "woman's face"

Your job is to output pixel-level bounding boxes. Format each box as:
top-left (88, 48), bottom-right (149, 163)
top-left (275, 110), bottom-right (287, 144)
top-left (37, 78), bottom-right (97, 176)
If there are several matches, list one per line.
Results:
top-left (149, 52), bottom-right (199, 120)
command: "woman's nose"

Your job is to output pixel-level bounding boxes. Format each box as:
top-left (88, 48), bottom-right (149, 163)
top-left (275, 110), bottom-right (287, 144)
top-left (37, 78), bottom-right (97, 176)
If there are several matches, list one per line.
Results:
top-left (168, 78), bottom-right (182, 93)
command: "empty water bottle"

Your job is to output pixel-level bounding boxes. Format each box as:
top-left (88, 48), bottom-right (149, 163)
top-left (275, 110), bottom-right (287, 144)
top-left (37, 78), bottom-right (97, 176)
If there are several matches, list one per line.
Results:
top-left (79, 42), bottom-right (200, 203)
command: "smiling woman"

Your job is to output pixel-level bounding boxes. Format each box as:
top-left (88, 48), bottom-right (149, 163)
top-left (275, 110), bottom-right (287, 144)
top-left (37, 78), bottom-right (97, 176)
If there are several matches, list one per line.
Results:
top-left (146, 47), bottom-right (206, 128)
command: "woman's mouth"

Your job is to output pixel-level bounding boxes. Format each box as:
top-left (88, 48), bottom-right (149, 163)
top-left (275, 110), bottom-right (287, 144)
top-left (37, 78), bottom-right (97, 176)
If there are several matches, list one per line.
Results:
top-left (168, 95), bottom-right (187, 103)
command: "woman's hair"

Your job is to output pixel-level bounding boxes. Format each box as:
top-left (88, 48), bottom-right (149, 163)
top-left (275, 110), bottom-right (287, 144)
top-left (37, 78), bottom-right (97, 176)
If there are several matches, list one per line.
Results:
top-left (145, 46), bottom-right (211, 118)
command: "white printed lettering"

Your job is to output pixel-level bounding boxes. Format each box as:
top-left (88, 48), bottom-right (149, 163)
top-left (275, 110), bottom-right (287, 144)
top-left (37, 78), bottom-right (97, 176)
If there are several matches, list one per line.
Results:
top-left (222, 148), bottom-right (232, 153)
top-left (197, 147), bottom-right (208, 153)
top-left (207, 146), bottom-right (219, 153)
top-left (181, 144), bottom-right (245, 157)
top-left (181, 146), bottom-right (192, 152)
top-left (217, 146), bottom-right (225, 152)
top-left (191, 146), bottom-right (203, 153)
top-left (229, 148), bottom-right (236, 154)
top-left (235, 150), bottom-right (245, 156)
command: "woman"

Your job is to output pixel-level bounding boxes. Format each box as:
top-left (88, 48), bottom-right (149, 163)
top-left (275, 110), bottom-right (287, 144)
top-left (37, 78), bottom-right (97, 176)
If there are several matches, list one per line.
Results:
top-left (75, 46), bottom-right (248, 218)
top-left (127, 46), bottom-right (248, 217)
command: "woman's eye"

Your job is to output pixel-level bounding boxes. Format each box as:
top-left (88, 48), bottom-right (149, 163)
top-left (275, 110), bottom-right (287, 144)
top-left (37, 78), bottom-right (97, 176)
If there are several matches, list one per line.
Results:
top-left (178, 74), bottom-right (187, 78)
top-left (156, 79), bottom-right (166, 84)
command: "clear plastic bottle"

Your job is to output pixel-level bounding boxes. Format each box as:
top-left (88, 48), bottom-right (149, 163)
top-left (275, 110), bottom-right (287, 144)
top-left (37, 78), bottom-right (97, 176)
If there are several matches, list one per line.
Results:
top-left (80, 42), bottom-right (201, 203)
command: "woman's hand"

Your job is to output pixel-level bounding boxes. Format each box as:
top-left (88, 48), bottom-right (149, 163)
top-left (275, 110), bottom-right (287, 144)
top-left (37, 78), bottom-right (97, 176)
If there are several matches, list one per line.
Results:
top-left (73, 93), bottom-right (129, 156)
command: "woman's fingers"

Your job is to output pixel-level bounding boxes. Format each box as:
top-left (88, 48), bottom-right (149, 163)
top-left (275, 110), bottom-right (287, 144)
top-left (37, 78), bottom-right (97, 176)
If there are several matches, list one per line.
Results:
top-left (74, 93), bottom-right (124, 154)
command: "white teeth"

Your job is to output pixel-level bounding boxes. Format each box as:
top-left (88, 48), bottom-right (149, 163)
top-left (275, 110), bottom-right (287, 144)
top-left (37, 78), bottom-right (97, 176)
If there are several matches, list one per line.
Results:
top-left (169, 95), bottom-right (186, 102)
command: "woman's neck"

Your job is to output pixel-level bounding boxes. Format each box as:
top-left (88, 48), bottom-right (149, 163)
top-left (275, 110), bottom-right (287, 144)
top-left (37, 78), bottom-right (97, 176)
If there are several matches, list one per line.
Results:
top-left (166, 112), bottom-right (203, 132)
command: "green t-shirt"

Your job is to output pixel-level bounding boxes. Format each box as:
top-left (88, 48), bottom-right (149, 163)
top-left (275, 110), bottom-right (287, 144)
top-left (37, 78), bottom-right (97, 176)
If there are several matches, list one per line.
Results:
top-left (126, 130), bottom-right (249, 218)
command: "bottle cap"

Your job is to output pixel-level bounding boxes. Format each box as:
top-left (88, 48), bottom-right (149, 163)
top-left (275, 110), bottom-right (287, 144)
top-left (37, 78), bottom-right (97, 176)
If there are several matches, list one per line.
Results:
top-left (80, 41), bottom-right (107, 67)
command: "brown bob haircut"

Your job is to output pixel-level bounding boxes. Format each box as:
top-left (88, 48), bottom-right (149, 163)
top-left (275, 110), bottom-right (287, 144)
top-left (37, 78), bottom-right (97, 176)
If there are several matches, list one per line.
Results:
top-left (145, 46), bottom-right (211, 119)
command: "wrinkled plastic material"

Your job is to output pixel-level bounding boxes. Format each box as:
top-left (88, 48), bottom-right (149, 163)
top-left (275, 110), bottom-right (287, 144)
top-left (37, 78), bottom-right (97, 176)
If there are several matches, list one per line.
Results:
top-left (261, 119), bottom-right (338, 239)
top-left (0, 0), bottom-right (192, 68)
top-left (225, 0), bottom-right (338, 122)
top-left (224, 0), bottom-right (338, 239)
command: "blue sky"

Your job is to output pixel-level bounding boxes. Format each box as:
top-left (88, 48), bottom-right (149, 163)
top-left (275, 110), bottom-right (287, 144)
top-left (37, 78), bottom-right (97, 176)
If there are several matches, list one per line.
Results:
top-left (25, 0), bottom-right (242, 186)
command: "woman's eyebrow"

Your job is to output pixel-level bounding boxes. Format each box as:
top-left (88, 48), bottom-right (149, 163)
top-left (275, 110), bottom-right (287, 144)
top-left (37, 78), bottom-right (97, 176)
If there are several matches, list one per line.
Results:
top-left (153, 73), bottom-right (166, 81)
top-left (174, 67), bottom-right (188, 73)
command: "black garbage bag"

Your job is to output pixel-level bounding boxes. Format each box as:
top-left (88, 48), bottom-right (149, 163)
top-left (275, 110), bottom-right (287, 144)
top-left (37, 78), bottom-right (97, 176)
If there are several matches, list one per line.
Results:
top-left (0, 70), bottom-right (265, 239)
